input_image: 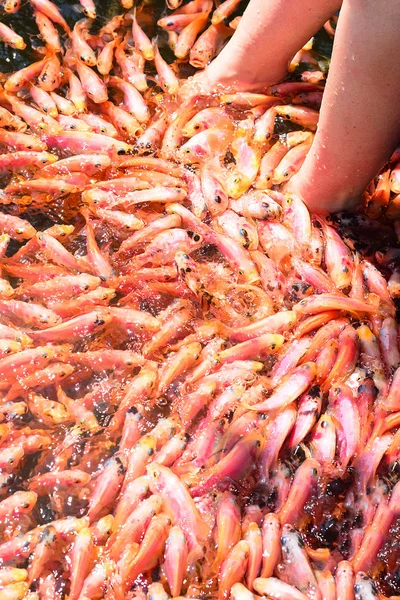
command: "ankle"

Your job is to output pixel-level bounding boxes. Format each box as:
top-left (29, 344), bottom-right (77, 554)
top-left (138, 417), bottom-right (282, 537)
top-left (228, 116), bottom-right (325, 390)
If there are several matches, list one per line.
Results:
top-left (287, 173), bottom-right (361, 214)
top-left (206, 53), bottom-right (288, 92)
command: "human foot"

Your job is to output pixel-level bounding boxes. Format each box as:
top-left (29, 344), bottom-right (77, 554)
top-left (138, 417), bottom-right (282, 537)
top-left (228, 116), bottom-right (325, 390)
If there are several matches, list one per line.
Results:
top-left (203, 49), bottom-right (289, 93)
top-left (284, 174), bottom-right (361, 215)
top-left (178, 63), bottom-right (287, 104)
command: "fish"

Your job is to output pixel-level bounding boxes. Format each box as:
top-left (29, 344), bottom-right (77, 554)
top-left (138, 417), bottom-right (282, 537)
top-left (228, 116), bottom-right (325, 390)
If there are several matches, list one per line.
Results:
top-left (29, 0), bottom-right (71, 32)
top-left (260, 513), bottom-right (281, 578)
top-left (253, 577), bottom-right (309, 600)
top-left (164, 526), bottom-right (188, 597)
top-left (280, 525), bottom-right (321, 600)
top-left (147, 463), bottom-right (209, 560)
top-left (0, 6), bottom-right (396, 599)
top-left (218, 540), bottom-right (250, 600)
top-left (0, 23), bottom-right (26, 49)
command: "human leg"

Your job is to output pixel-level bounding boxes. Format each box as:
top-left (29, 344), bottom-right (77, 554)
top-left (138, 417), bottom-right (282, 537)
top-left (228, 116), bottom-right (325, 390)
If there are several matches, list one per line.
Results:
top-left (290, 0), bottom-right (400, 213)
top-left (205, 0), bottom-right (342, 90)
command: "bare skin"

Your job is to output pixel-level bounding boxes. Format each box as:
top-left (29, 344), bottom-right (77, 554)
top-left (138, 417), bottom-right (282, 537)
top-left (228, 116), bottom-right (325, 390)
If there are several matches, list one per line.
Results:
top-left (205, 0), bottom-right (342, 91)
top-left (193, 0), bottom-right (400, 213)
top-left (290, 0), bottom-right (400, 212)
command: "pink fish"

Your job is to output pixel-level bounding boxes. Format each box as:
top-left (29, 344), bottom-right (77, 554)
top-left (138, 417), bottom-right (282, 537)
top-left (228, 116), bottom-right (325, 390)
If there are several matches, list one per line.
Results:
top-left (294, 294), bottom-right (376, 317)
top-left (115, 38), bottom-right (148, 92)
top-left (288, 388), bottom-right (322, 448)
top-left (65, 69), bottom-right (86, 113)
top-left (130, 12), bottom-right (154, 60)
top-left (122, 514), bottom-right (171, 590)
top-left (321, 325), bottom-right (359, 392)
top-left (35, 231), bottom-right (90, 272)
top-left (29, 0), bottom-right (70, 31)
top-left (335, 561), bottom-right (354, 600)
top-left (0, 22), bottom-right (26, 49)
top-left (253, 107), bottom-right (278, 144)
top-left (174, 12), bottom-right (210, 59)
top-left (75, 60), bottom-right (108, 104)
top-left (0, 151), bottom-right (57, 172)
top-left (218, 540), bottom-right (250, 600)
top-left (254, 577), bottom-right (309, 600)
top-left (214, 491), bottom-right (242, 566)
top-left (278, 458), bottom-right (320, 525)
top-left (212, 0), bottom-right (242, 24)
top-left (245, 522), bottom-right (263, 590)
top-left (107, 76), bottom-right (150, 124)
top-left (71, 20), bottom-right (97, 67)
top-left (97, 37), bottom-right (119, 75)
top-left (231, 190), bottom-right (283, 221)
top-left (0, 345), bottom-right (57, 383)
top-left (80, 562), bottom-right (113, 600)
top-left (78, 0), bottom-right (96, 17)
top-left (189, 23), bottom-right (232, 68)
top-left (384, 365), bottom-right (400, 410)
top-left (112, 476), bottom-right (150, 534)
top-left (190, 433), bottom-right (262, 497)
top-left (37, 54), bottom-right (62, 92)
top-left (4, 55), bottom-right (50, 92)
top-left (87, 456), bottom-right (126, 523)
top-left (260, 405), bottom-right (296, 477)
top-left (42, 131), bottom-right (132, 156)
top-left (250, 363), bottom-right (316, 412)
top-left (164, 526), bottom-right (188, 597)
top-left (0, 491), bottom-right (37, 521)
top-left (31, 310), bottom-right (111, 343)
top-left (29, 469), bottom-right (91, 494)
top-left (280, 524), bottom-right (321, 600)
top-left (68, 527), bottom-right (93, 600)
top-left (27, 526), bottom-right (57, 585)
top-left (108, 494), bottom-right (162, 560)
top-left (0, 130), bottom-right (47, 152)
top-left (272, 142), bottom-right (311, 185)
top-left (275, 104), bottom-right (319, 130)
top-left (316, 219), bottom-right (354, 289)
top-left (217, 334), bottom-right (284, 364)
top-left (147, 463), bottom-right (209, 560)
top-left (255, 141), bottom-right (291, 189)
top-left (309, 414), bottom-right (336, 470)
top-left (261, 513), bottom-right (281, 578)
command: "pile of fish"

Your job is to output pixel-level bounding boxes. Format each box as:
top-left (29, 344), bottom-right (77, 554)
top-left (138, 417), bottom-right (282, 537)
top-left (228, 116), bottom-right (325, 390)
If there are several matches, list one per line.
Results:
top-left (0, 0), bottom-right (399, 599)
